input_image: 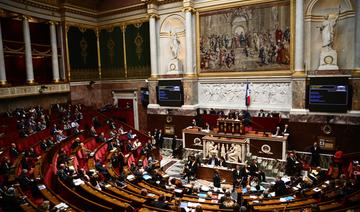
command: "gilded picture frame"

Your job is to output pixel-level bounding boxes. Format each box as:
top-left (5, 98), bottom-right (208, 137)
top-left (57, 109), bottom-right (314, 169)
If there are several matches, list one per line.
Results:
top-left (196, 0), bottom-right (294, 77)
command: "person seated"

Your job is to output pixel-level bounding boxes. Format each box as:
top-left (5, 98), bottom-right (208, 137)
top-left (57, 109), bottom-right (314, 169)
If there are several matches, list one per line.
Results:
top-left (18, 169), bottom-right (33, 188)
top-left (258, 109), bottom-right (266, 117)
top-left (249, 159), bottom-right (266, 182)
top-left (285, 152), bottom-right (301, 176)
top-left (10, 143), bottom-right (19, 159)
top-left (273, 126), bottom-right (281, 137)
top-left (127, 130), bottom-right (135, 140)
top-left (218, 157), bottom-right (227, 167)
top-left (96, 132), bottom-right (106, 143)
top-left (208, 154), bottom-right (219, 166)
top-left (95, 159), bottom-right (110, 180)
top-left (271, 176), bottom-right (288, 197)
top-left (149, 194), bottom-right (171, 210)
top-left (40, 139), bottom-right (49, 151)
top-left (282, 124), bottom-right (290, 136)
top-left (191, 119), bottom-right (197, 127)
top-left (220, 196), bottom-right (235, 209)
top-left (89, 126), bottom-right (97, 137)
top-left (56, 131), bottom-right (67, 142)
top-left (51, 124), bottom-right (59, 135)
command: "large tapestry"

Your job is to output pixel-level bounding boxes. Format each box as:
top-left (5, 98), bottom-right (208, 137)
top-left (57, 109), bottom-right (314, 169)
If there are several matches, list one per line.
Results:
top-left (68, 26), bottom-right (99, 81)
top-left (100, 26), bottom-right (125, 79)
top-left (199, 1), bottom-right (290, 73)
top-left (125, 22), bottom-right (151, 79)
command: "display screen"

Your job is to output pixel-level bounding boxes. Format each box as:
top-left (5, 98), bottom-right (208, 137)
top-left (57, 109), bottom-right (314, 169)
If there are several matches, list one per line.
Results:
top-left (308, 77), bottom-right (350, 112)
top-left (157, 80), bottom-right (184, 107)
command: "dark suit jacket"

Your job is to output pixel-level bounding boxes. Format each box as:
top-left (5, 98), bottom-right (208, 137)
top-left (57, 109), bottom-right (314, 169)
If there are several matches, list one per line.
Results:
top-left (213, 173), bottom-right (221, 188)
top-left (274, 179), bottom-right (287, 196)
top-left (249, 163), bottom-right (259, 175)
top-left (208, 157), bottom-right (219, 166)
top-left (232, 169), bottom-right (242, 182)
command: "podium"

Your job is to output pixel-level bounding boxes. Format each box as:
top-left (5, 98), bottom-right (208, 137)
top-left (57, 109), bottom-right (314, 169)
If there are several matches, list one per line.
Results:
top-left (217, 118), bottom-right (244, 135)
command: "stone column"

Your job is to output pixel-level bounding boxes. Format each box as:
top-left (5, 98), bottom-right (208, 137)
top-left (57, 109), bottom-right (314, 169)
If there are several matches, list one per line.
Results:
top-left (23, 16), bottom-right (34, 84)
top-left (0, 20), bottom-right (7, 85)
top-left (294, 0), bottom-right (304, 71)
top-left (49, 21), bottom-right (60, 82)
top-left (149, 14), bottom-right (158, 78)
top-left (183, 0), bottom-right (195, 76)
top-left (184, 9), bottom-right (193, 75)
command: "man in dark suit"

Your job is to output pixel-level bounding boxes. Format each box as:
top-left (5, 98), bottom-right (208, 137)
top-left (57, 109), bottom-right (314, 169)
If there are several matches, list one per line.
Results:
top-left (208, 155), bottom-right (219, 166)
top-left (157, 130), bottom-right (164, 149)
top-left (272, 176), bottom-right (287, 196)
top-left (310, 142), bottom-right (320, 167)
top-left (232, 165), bottom-right (245, 190)
top-left (213, 169), bottom-right (221, 188)
top-left (249, 159), bottom-right (266, 182)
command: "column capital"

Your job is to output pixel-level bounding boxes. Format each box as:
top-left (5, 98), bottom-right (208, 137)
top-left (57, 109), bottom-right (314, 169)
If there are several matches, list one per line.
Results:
top-left (120, 24), bottom-right (127, 32)
top-left (183, 0), bottom-right (195, 13)
top-left (21, 15), bottom-right (31, 21)
top-left (147, 13), bottom-right (160, 19)
top-left (182, 6), bottom-right (196, 13)
top-left (95, 28), bottom-right (100, 37)
top-left (48, 20), bottom-right (58, 25)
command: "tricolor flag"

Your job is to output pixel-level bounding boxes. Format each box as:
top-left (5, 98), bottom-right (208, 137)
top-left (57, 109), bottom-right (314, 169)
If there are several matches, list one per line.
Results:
top-left (245, 82), bottom-right (251, 107)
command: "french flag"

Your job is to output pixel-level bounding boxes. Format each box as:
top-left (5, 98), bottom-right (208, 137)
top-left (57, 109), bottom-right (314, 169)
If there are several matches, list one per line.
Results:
top-left (245, 82), bottom-right (251, 107)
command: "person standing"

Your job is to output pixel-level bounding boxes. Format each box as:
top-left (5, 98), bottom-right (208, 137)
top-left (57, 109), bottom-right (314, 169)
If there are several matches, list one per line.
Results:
top-left (213, 169), bottom-right (221, 188)
top-left (310, 142), bottom-right (320, 167)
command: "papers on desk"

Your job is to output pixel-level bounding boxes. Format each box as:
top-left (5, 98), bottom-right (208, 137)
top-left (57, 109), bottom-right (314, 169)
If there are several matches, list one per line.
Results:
top-left (198, 198), bottom-right (206, 202)
top-left (37, 184), bottom-right (46, 190)
top-left (143, 174), bottom-right (152, 180)
top-left (249, 195), bottom-right (258, 199)
top-left (180, 202), bottom-right (188, 208)
top-left (198, 193), bottom-right (207, 198)
top-left (174, 189), bottom-right (183, 193)
top-left (269, 192), bottom-right (276, 197)
top-left (201, 186), bottom-right (209, 192)
top-left (126, 175), bottom-right (135, 181)
top-left (54, 202), bottom-right (69, 210)
top-left (73, 179), bottom-right (84, 186)
top-left (187, 202), bottom-right (201, 208)
top-left (281, 176), bottom-right (291, 183)
top-left (280, 196), bottom-right (294, 202)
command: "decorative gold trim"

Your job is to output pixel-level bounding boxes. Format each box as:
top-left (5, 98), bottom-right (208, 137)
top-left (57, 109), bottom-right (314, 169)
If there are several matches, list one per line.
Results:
top-left (96, 28), bottom-right (102, 80)
top-left (182, 7), bottom-right (196, 13)
top-left (121, 25), bottom-right (128, 79)
top-left (0, 80), bottom-right (8, 86)
top-left (183, 73), bottom-right (198, 79)
top-left (292, 71), bottom-right (306, 78)
top-left (53, 79), bottom-right (61, 83)
top-left (27, 79), bottom-right (36, 84)
top-left (352, 70), bottom-right (360, 76)
top-left (195, 11), bottom-right (200, 76)
top-left (98, 18), bottom-right (149, 30)
top-left (195, 0), bottom-right (292, 77)
top-left (199, 70), bottom-right (292, 78)
top-left (147, 13), bottom-right (160, 20)
top-left (195, 0), bottom-right (287, 13)
top-left (290, 0), bottom-right (295, 73)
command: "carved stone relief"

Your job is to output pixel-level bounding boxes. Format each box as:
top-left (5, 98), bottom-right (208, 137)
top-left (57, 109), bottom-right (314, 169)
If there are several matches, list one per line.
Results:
top-left (198, 81), bottom-right (291, 110)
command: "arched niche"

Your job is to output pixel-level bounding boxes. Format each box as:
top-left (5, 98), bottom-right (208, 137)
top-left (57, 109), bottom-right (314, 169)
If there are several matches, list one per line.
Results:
top-left (304, 0), bottom-right (355, 71)
top-left (159, 14), bottom-right (185, 75)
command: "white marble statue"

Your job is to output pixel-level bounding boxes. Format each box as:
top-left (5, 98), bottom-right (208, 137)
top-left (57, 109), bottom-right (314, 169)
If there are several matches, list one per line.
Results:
top-left (170, 31), bottom-right (180, 59)
top-left (207, 141), bottom-right (218, 157)
top-left (227, 144), bottom-right (241, 163)
top-left (319, 13), bottom-right (339, 49)
top-left (220, 144), bottom-right (226, 158)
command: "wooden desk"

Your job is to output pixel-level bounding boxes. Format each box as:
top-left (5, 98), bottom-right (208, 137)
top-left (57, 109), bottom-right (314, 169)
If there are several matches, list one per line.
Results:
top-left (196, 165), bottom-right (234, 184)
top-left (183, 129), bottom-right (287, 160)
